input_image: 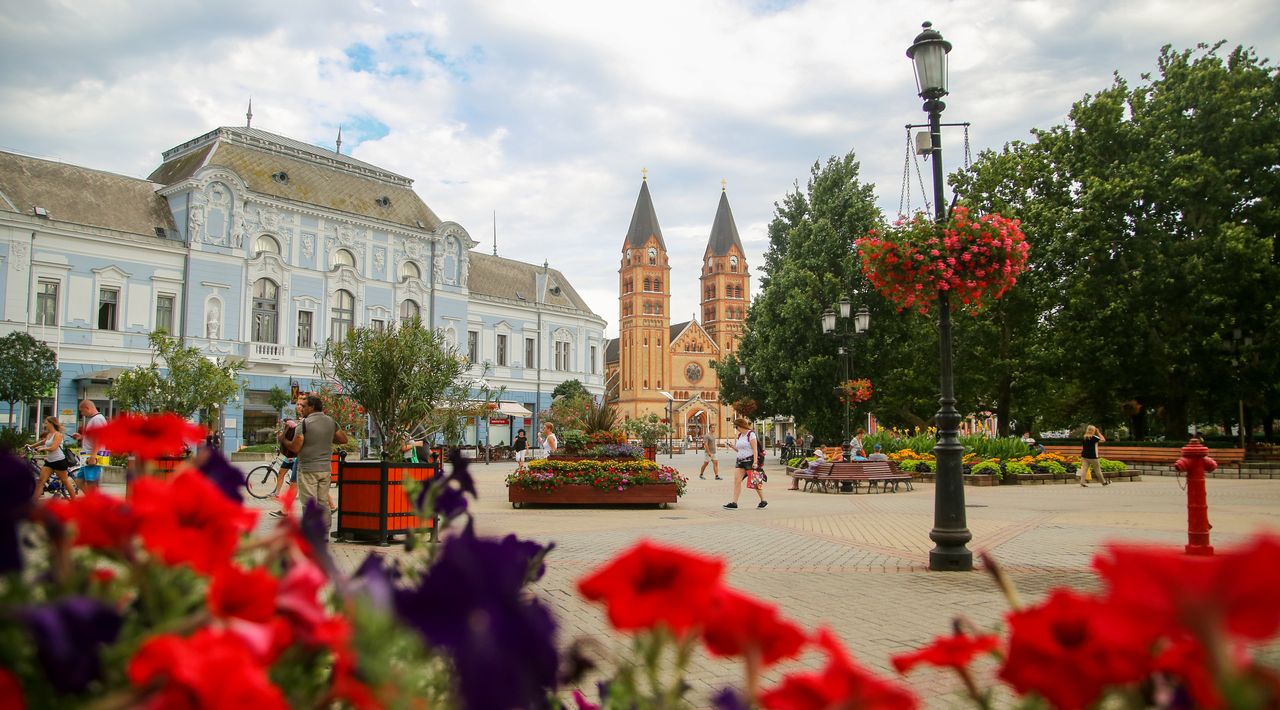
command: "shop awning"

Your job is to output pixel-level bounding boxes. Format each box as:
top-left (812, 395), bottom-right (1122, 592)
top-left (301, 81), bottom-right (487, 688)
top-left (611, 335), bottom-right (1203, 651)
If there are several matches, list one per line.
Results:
top-left (242, 403), bottom-right (281, 414)
top-left (494, 401), bottom-right (532, 417)
top-left (75, 367), bottom-right (128, 383)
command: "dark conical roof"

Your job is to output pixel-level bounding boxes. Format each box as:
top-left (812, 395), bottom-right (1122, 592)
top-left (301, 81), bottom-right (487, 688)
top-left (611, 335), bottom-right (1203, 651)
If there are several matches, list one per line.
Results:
top-left (623, 179), bottom-right (666, 249)
top-left (706, 189), bottom-right (744, 257)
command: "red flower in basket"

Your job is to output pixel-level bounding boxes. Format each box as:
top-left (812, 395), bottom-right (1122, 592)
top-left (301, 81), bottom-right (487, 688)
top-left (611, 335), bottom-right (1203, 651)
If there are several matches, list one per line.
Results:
top-left (48, 491), bottom-right (136, 552)
top-left (128, 627), bottom-right (288, 709)
top-left (578, 540), bottom-right (724, 636)
top-left (130, 472), bottom-right (257, 574)
top-left (701, 588), bottom-right (806, 667)
top-left (93, 412), bottom-right (206, 461)
top-left (760, 628), bottom-right (918, 710)
top-left (891, 631), bottom-right (1000, 675)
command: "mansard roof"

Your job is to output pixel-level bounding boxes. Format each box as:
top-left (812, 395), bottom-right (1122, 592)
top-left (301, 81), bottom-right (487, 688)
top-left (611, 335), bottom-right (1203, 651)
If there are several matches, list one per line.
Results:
top-left (605, 337), bottom-right (619, 364)
top-left (623, 179), bottom-right (666, 250)
top-left (147, 126), bottom-right (442, 231)
top-left (0, 150), bottom-right (178, 238)
top-left (468, 252), bottom-right (599, 319)
top-left (705, 189), bottom-right (744, 258)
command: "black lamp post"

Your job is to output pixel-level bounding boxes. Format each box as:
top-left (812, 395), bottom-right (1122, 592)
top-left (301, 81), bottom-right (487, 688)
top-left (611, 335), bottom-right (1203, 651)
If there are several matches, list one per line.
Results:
top-left (1225, 329), bottom-right (1253, 450)
top-left (821, 297), bottom-right (870, 454)
top-left (908, 21), bottom-right (973, 572)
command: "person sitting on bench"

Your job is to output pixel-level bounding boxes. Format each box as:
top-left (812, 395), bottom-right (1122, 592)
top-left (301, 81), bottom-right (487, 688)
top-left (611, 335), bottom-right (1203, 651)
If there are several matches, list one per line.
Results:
top-left (789, 448), bottom-right (827, 490)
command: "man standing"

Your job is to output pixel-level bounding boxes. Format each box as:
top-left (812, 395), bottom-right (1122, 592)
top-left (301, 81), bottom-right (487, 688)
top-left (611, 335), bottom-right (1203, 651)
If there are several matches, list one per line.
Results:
top-left (699, 425), bottom-right (722, 480)
top-left (280, 394), bottom-right (348, 530)
top-left (72, 399), bottom-right (108, 493)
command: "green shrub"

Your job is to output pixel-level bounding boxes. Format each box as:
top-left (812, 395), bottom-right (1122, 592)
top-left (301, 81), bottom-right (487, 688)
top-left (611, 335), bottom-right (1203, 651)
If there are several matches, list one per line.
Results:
top-left (240, 443), bottom-right (280, 453)
top-left (1038, 460), bottom-right (1067, 475)
top-left (560, 429), bottom-right (589, 453)
top-left (861, 432), bottom-right (902, 454)
top-left (0, 428), bottom-right (33, 452)
top-left (1099, 458), bottom-right (1126, 473)
top-left (970, 460), bottom-right (1001, 476)
top-left (962, 435), bottom-right (1033, 460)
top-left (1005, 461), bottom-right (1033, 476)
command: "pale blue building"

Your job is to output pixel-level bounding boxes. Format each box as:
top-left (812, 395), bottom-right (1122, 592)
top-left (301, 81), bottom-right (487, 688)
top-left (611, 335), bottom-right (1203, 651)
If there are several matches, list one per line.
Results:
top-left (0, 126), bottom-right (605, 450)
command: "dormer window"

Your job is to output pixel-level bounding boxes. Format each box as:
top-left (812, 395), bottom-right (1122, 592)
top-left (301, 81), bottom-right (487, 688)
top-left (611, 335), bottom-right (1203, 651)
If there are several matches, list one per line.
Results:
top-left (333, 249), bottom-right (355, 270)
top-left (400, 261), bottom-right (421, 281)
top-left (271, 171), bottom-right (290, 184)
top-left (255, 235), bottom-right (281, 256)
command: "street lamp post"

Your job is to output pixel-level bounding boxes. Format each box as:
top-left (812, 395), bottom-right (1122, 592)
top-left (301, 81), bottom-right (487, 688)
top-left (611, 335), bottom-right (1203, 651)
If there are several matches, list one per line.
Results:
top-left (821, 298), bottom-right (870, 454)
top-left (660, 390), bottom-right (675, 459)
top-left (1225, 329), bottom-right (1253, 450)
top-left (909, 21), bottom-right (973, 571)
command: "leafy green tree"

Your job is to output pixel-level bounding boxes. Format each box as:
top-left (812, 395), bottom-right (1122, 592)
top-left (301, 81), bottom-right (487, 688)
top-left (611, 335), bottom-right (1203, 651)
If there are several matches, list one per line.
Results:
top-left (551, 379), bottom-right (590, 401)
top-left (110, 332), bottom-right (241, 424)
top-left (317, 318), bottom-right (470, 455)
top-left (0, 332), bottom-right (60, 431)
top-left (267, 386), bottom-right (291, 418)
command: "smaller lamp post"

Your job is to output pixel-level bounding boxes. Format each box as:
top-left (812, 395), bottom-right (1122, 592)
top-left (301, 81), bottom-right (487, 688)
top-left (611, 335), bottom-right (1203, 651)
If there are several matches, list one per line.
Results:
top-left (1224, 328), bottom-right (1253, 450)
top-left (660, 390), bottom-right (675, 459)
top-left (821, 297), bottom-right (870, 452)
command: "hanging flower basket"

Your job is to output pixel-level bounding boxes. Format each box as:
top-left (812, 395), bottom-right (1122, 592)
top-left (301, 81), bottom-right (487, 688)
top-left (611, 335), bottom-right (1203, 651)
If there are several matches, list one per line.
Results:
top-left (837, 378), bottom-right (873, 405)
top-left (856, 206), bottom-right (1029, 314)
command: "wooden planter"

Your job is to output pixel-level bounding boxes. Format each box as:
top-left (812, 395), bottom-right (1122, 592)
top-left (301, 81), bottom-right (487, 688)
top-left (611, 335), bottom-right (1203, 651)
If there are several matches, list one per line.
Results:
top-left (913, 472), bottom-right (1001, 487)
top-left (335, 457), bottom-right (440, 546)
top-left (547, 454), bottom-right (640, 462)
top-left (643, 447), bottom-right (657, 461)
top-left (508, 483), bottom-right (678, 508)
top-left (124, 455), bottom-right (191, 497)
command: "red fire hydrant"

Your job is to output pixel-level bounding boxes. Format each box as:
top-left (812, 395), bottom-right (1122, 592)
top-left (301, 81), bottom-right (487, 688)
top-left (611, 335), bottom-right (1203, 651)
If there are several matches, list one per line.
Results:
top-left (1175, 438), bottom-right (1217, 556)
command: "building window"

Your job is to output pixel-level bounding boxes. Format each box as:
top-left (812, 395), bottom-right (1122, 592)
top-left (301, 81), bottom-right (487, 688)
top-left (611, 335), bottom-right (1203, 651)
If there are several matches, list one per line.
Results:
top-left (590, 345), bottom-right (598, 374)
top-left (525, 337), bottom-right (535, 368)
top-left (644, 277), bottom-right (651, 292)
top-left (555, 341), bottom-right (571, 371)
top-left (97, 288), bottom-right (118, 330)
top-left (155, 294), bottom-right (175, 333)
top-left (252, 278), bottom-right (279, 343)
top-left (36, 280), bottom-right (58, 326)
top-left (297, 310), bottom-right (313, 347)
top-left (371, 319), bottom-right (386, 332)
top-left (497, 334), bottom-right (508, 366)
top-left (331, 289), bottom-right (354, 342)
top-left (255, 235), bottom-right (281, 256)
top-left (400, 261), bottom-right (421, 281)
top-left (333, 249), bottom-right (355, 270)
top-left (653, 278), bottom-right (661, 291)
top-left (400, 299), bottom-right (420, 321)
top-left (467, 331), bottom-right (479, 364)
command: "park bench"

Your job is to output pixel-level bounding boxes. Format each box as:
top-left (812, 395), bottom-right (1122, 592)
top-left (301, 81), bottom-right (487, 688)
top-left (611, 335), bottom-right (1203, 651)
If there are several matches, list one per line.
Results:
top-left (1042, 445), bottom-right (1246, 465)
top-left (804, 461), bottom-right (914, 494)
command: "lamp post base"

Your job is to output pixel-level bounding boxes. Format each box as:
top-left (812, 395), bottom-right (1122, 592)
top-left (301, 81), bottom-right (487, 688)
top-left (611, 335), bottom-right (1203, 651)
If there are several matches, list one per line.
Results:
top-left (928, 542), bottom-right (974, 571)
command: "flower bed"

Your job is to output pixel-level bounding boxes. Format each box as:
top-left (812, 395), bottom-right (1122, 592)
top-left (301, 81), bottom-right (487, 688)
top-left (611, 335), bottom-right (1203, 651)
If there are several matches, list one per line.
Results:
top-left (506, 459), bottom-right (686, 507)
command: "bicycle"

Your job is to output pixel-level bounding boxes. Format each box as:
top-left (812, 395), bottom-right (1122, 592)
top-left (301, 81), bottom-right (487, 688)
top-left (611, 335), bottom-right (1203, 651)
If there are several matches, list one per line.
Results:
top-left (245, 454), bottom-right (296, 500)
top-left (23, 446), bottom-right (80, 500)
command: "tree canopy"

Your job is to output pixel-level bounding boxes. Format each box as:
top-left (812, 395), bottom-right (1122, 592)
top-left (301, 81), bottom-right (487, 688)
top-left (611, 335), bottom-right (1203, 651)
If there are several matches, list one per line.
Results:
top-left (110, 332), bottom-right (241, 423)
top-left (0, 332), bottom-right (60, 430)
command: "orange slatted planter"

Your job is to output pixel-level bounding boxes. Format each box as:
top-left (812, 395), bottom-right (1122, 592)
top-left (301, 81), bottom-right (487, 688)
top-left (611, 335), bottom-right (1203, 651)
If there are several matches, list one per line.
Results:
top-left (329, 452), bottom-right (341, 484)
top-left (335, 457), bottom-right (440, 546)
top-left (508, 483), bottom-right (678, 507)
top-left (125, 455), bottom-right (191, 497)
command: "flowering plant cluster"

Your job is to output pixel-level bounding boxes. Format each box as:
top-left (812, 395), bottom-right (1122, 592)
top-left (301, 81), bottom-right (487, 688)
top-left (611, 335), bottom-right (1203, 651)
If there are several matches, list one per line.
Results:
top-left (0, 413), bottom-right (559, 710)
top-left (856, 206), bottom-right (1030, 314)
top-left (507, 458), bottom-right (687, 497)
top-left (838, 378), bottom-right (874, 405)
top-left (585, 443), bottom-right (645, 460)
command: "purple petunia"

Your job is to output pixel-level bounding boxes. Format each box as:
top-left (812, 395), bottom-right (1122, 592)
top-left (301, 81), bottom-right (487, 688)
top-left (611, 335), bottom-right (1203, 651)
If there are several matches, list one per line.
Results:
top-left (23, 596), bottom-right (123, 693)
top-left (394, 524), bottom-right (558, 709)
top-left (195, 446), bottom-right (245, 504)
top-left (0, 451), bottom-right (35, 573)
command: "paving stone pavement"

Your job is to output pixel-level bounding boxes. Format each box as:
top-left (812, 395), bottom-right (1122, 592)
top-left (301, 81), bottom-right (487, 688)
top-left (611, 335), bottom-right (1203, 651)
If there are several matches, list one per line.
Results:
top-left (235, 453), bottom-right (1280, 708)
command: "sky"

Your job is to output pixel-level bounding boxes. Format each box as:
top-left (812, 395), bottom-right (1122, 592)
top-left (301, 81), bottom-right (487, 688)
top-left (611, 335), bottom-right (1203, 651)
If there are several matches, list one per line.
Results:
top-left (2, 0), bottom-right (1278, 337)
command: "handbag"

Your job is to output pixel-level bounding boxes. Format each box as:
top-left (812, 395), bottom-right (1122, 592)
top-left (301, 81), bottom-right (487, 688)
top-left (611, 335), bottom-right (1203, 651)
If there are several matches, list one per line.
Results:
top-left (746, 470), bottom-right (764, 490)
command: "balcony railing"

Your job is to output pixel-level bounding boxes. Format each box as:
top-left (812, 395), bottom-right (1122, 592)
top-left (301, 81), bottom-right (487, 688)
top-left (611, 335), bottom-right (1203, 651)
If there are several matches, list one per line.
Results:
top-left (251, 342), bottom-right (285, 361)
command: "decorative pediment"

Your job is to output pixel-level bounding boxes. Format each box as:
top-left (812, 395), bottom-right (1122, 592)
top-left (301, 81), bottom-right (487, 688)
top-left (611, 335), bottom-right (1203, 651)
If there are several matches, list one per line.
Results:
top-left (367, 305), bottom-right (392, 319)
top-left (292, 295), bottom-right (321, 308)
top-left (247, 252), bottom-right (288, 286)
top-left (91, 265), bottom-right (132, 282)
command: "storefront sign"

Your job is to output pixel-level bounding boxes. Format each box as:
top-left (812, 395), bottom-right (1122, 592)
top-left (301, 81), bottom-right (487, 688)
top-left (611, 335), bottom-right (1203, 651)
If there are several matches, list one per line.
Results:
top-left (489, 418), bottom-right (511, 425)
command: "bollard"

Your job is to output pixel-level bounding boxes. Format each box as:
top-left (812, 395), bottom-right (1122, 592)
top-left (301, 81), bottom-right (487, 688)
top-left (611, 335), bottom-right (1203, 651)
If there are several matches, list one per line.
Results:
top-left (1175, 437), bottom-right (1217, 556)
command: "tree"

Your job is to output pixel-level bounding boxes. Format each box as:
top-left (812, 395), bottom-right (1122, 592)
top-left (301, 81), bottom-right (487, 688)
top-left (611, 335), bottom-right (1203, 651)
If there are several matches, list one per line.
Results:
top-left (0, 332), bottom-right (60, 430)
top-left (552, 379), bottom-right (590, 401)
top-left (267, 386), bottom-right (291, 419)
top-left (110, 332), bottom-right (241, 424)
top-left (317, 318), bottom-right (469, 455)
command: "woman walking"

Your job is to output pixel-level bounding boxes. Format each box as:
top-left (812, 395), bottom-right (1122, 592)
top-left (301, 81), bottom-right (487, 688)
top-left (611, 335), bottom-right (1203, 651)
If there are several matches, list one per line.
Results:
top-left (33, 416), bottom-right (77, 501)
top-left (724, 418), bottom-right (767, 509)
top-left (1079, 424), bottom-right (1109, 487)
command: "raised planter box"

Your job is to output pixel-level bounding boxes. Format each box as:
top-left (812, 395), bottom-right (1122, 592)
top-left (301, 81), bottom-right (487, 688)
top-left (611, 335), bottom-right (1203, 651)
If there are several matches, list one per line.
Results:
top-left (335, 458), bottom-right (439, 546)
top-left (547, 454), bottom-right (641, 462)
top-left (508, 483), bottom-right (678, 508)
top-left (913, 472), bottom-right (1001, 487)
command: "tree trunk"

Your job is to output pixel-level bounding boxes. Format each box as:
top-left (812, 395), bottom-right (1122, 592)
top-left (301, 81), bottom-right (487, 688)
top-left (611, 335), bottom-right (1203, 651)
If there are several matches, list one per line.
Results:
top-left (997, 310), bottom-right (1012, 437)
top-left (1163, 397), bottom-right (1190, 440)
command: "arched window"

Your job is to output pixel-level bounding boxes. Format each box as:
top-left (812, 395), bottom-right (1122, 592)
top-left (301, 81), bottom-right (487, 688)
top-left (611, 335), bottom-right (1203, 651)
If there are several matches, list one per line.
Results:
top-left (333, 249), bottom-right (355, 270)
top-left (653, 278), bottom-right (662, 292)
top-left (624, 279), bottom-right (632, 293)
top-left (400, 299), bottom-right (420, 321)
top-left (647, 247), bottom-right (657, 265)
top-left (331, 289), bottom-right (355, 341)
top-left (251, 278), bottom-right (278, 343)
top-left (400, 261), bottom-right (421, 282)
top-left (643, 302), bottom-right (652, 315)
top-left (255, 235), bottom-right (280, 256)
top-left (644, 277), bottom-right (652, 292)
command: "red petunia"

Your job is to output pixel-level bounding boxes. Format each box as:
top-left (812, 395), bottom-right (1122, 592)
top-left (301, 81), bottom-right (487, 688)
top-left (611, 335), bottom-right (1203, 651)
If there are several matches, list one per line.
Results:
top-left (130, 472), bottom-right (257, 574)
top-left (891, 632), bottom-right (1000, 675)
top-left (760, 628), bottom-right (918, 710)
top-left (209, 565), bottom-right (279, 623)
top-left (1152, 635), bottom-right (1224, 709)
top-left (47, 491), bottom-right (135, 551)
top-left (998, 589), bottom-right (1155, 709)
top-left (1094, 533), bottom-right (1280, 642)
top-left (93, 412), bottom-right (206, 461)
top-left (128, 628), bottom-right (287, 709)
top-left (0, 668), bottom-right (23, 710)
top-left (701, 588), bottom-right (806, 667)
top-left (577, 540), bottom-right (724, 636)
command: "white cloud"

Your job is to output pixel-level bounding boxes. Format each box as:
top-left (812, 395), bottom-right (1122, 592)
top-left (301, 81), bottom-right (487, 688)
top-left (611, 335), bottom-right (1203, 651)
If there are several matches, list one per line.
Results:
top-left (2, 0), bottom-right (1278, 336)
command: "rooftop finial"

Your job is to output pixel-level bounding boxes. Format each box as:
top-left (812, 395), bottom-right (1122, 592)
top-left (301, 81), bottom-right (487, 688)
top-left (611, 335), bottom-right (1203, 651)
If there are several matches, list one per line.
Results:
top-left (493, 211), bottom-right (498, 256)
top-left (641, 167), bottom-right (648, 181)
top-left (246, 98), bottom-right (253, 128)
top-left (721, 178), bottom-right (727, 192)
top-left (335, 125), bottom-right (343, 154)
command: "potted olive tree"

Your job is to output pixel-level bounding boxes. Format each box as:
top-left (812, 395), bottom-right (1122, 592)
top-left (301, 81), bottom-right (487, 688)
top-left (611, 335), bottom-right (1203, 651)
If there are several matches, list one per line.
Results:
top-left (625, 413), bottom-right (672, 462)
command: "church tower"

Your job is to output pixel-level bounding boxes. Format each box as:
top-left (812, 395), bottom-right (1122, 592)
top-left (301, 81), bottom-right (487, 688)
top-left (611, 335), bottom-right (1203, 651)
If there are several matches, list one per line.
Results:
top-left (617, 174), bottom-right (672, 421)
top-left (700, 184), bottom-right (749, 355)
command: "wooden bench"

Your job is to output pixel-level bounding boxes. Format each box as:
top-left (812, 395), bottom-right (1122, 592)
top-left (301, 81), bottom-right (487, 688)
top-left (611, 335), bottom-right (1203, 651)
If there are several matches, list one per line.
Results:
top-left (1042, 445), bottom-right (1246, 465)
top-left (804, 461), bottom-right (914, 493)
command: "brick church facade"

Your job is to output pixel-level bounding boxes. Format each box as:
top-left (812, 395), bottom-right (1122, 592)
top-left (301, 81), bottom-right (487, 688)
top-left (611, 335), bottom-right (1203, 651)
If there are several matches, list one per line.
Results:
top-left (604, 177), bottom-right (750, 441)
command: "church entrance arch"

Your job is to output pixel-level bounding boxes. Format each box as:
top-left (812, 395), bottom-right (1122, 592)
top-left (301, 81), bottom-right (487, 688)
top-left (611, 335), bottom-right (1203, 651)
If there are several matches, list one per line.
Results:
top-left (684, 408), bottom-right (707, 446)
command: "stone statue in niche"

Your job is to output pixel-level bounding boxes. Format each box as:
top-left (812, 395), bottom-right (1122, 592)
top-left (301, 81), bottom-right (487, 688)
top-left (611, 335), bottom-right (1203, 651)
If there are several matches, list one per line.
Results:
top-left (301, 234), bottom-right (314, 259)
top-left (374, 249), bottom-right (386, 271)
top-left (205, 301), bottom-right (221, 340)
top-left (188, 205), bottom-right (205, 242)
top-left (459, 253), bottom-right (469, 287)
top-left (230, 210), bottom-right (245, 248)
top-left (432, 254), bottom-right (443, 284)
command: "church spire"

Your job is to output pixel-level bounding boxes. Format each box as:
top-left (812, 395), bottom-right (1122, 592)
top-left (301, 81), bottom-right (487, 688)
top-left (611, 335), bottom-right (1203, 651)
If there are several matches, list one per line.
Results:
top-left (246, 98), bottom-right (253, 128)
top-left (706, 187), bottom-right (744, 257)
top-left (335, 125), bottom-right (343, 154)
top-left (623, 176), bottom-right (666, 249)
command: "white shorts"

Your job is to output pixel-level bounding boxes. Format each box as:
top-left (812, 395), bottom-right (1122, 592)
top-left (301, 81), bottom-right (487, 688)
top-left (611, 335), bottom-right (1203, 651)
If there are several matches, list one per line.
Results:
top-left (703, 450), bottom-right (717, 462)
